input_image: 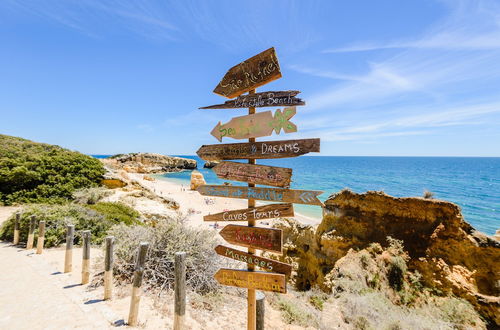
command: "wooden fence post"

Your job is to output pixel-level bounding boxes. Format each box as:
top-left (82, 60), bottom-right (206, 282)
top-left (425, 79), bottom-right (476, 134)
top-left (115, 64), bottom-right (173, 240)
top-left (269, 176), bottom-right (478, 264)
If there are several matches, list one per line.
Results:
top-left (36, 221), bottom-right (46, 254)
top-left (81, 230), bottom-right (91, 284)
top-left (256, 291), bottom-right (265, 330)
top-left (128, 242), bottom-right (149, 326)
top-left (26, 215), bottom-right (36, 250)
top-left (104, 236), bottom-right (114, 300)
top-left (64, 225), bottom-right (74, 273)
top-left (174, 252), bottom-right (186, 330)
top-left (13, 212), bottom-right (20, 245)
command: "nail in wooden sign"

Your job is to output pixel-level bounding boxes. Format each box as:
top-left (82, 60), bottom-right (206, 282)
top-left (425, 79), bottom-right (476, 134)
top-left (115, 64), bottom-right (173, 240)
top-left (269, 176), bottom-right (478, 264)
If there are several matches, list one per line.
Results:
top-left (197, 185), bottom-right (324, 206)
top-left (197, 138), bottom-right (320, 161)
top-left (211, 107), bottom-right (297, 142)
top-left (219, 224), bottom-right (282, 253)
top-left (214, 268), bottom-right (286, 293)
top-left (214, 161), bottom-right (292, 188)
top-left (215, 245), bottom-right (292, 276)
top-left (204, 203), bottom-right (294, 222)
top-left (200, 91), bottom-right (305, 109)
top-left (213, 47), bottom-right (282, 99)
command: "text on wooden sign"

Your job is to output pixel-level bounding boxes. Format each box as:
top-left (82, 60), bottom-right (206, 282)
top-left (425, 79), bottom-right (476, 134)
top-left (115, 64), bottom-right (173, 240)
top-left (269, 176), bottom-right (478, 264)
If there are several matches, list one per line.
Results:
top-left (204, 203), bottom-right (294, 222)
top-left (214, 161), bottom-right (292, 188)
top-left (200, 91), bottom-right (304, 109)
top-left (214, 268), bottom-right (286, 293)
top-left (219, 224), bottom-right (282, 253)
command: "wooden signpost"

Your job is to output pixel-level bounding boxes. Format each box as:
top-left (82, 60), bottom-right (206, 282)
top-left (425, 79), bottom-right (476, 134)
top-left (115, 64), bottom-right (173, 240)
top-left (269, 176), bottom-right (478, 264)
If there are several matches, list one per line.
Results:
top-left (211, 107), bottom-right (297, 142)
top-left (204, 203), bottom-right (294, 222)
top-left (200, 90), bottom-right (305, 109)
top-left (198, 48), bottom-right (322, 330)
top-left (219, 224), bottom-right (282, 253)
top-left (197, 185), bottom-right (324, 206)
top-left (214, 269), bottom-right (286, 293)
top-left (213, 48), bottom-right (281, 99)
top-left (197, 138), bottom-right (320, 161)
top-left (214, 162), bottom-right (292, 188)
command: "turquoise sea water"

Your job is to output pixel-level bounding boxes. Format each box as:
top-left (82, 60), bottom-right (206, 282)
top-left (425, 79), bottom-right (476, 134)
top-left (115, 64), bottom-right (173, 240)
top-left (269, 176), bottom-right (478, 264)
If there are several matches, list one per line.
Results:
top-left (94, 155), bottom-right (499, 235)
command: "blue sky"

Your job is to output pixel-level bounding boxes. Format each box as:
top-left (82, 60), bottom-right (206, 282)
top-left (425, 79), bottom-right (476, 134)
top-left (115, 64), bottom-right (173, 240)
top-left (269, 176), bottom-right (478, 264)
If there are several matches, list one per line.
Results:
top-left (1, 0), bottom-right (499, 156)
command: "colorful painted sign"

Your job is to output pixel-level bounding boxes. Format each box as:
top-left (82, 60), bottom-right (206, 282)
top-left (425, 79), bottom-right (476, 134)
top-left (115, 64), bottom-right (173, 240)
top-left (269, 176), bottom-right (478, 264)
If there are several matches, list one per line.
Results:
top-left (213, 161), bottom-right (292, 188)
top-left (200, 90), bottom-right (304, 109)
top-left (197, 138), bottom-right (320, 161)
top-left (197, 185), bottom-right (324, 206)
top-left (213, 48), bottom-right (282, 99)
top-left (204, 203), bottom-right (294, 222)
top-left (214, 268), bottom-right (286, 293)
top-left (219, 224), bottom-right (282, 253)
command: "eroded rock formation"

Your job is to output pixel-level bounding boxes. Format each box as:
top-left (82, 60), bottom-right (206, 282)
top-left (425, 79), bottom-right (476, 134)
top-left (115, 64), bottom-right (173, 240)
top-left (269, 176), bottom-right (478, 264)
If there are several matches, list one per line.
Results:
top-left (102, 153), bottom-right (197, 173)
top-left (274, 190), bottom-right (499, 324)
top-left (203, 161), bottom-right (219, 168)
top-left (190, 170), bottom-right (206, 190)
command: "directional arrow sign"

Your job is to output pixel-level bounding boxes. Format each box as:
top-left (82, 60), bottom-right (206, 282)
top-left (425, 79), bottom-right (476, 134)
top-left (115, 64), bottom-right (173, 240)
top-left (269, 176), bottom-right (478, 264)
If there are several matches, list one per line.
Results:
top-left (215, 245), bottom-right (292, 276)
top-left (211, 107), bottom-right (297, 142)
top-left (213, 47), bottom-right (282, 99)
top-left (214, 268), bottom-right (286, 293)
top-left (197, 138), bottom-right (320, 161)
top-left (197, 185), bottom-right (324, 206)
top-left (219, 224), bottom-right (282, 253)
top-left (204, 203), bottom-right (294, 222)
top-left (214, 161), bottom-right (292, 188)
top-left (200, 90), bottom-right (305, 109)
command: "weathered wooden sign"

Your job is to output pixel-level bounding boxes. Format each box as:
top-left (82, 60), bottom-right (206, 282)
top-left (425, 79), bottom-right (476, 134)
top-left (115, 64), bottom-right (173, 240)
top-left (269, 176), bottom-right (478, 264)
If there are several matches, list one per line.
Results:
top-left (200, 91), bottom-right (305, 109)
top-left (214, 268), bottom-right (286, 293)
top-left (214, 161), bottom-right (292, 188)
top-left (213, 48), bottom-right (282, 99)
top-left (219, 224), bottom-right (282, 253)
top-left (211, 107), bottom-right (297, 142)
top-left (204, 203), bottom-right (294, 222)
top-left (215, 245), bottom-right (292, 276)
top-left (197, 138), bottom-right (320, 161)
top-left (197, 185), bottom-right (324, 206)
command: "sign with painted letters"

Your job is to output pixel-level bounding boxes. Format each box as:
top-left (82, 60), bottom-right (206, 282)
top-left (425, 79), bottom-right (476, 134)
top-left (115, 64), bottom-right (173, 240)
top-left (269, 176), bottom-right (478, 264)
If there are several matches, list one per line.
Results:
top-left (204, 203), bottom-right (294, 222)
top-left (197, 185), bottom-right (324, 206)
top-left (197, 138), bottom-right (320, 161)
top-left (211, 107), bottom-right (297, 142)
top-left (213, 48), bottom-right (282, 99)
top-left (200, 90), bottom-right (304, 109)
top-left (213, 162), bottom-right (292, 188)
top-left (219, 224), bottom-right (282, 253)
top-left (214, 268), bottom-right (286, 293)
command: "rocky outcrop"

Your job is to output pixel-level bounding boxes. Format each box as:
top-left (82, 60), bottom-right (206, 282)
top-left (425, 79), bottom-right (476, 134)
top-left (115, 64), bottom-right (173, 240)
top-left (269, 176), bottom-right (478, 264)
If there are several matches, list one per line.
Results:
top-left (274, 190), bottom-right (500, 324)
top-left (102, 153), bottom-right (196, 174)
top-left (190, 170), bottom-right (206, 190)
top-left (203, 161), bottom-right (219, 168)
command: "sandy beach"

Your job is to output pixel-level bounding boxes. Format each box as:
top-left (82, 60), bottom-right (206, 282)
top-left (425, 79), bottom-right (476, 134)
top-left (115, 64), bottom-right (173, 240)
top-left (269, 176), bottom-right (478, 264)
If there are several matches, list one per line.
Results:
top-left (126, 173), bottom-right (322, 228)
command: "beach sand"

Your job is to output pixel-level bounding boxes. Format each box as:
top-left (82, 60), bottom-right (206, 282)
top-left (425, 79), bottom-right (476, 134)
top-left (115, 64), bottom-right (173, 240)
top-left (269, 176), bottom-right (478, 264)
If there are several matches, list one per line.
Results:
top-left (126, 173), bottom-right (322, 228)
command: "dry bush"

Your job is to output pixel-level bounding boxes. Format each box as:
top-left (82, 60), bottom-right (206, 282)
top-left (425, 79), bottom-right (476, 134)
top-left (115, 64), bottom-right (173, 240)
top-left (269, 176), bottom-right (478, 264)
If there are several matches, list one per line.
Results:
top-left (72, 187), bottom-right (112, 205)
top-left (108, 215), bottom-right (229, 294)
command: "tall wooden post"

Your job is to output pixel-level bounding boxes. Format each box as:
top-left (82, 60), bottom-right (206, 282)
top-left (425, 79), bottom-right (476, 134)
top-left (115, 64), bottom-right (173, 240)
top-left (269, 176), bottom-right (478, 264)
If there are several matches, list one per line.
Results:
top-left (64, 225), bottom-right (74, 273)
top-left (13, 212), bottom-right (20, 245)
top-left (81, 230), bottom-right (91, 284)
top-left (36, 221), bottom-right (46, 254)
top-left (256, 291), bottom-right (265, 330)
top-left (104, 236), bottom-right (114, 300)
top-left (247, 88), bottom-right (257, 330)
top-left (26, 215), bottom-right (36, 250)
top-left (174, 251), bottom-right (186, 330)
top-left (128, 242), bottom-right (149, 326)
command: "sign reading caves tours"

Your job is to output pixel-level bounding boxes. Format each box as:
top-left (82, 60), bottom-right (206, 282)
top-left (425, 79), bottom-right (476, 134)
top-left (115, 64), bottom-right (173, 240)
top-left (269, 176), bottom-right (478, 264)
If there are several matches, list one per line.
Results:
top-left (196, 47), bottom-right (322, 329)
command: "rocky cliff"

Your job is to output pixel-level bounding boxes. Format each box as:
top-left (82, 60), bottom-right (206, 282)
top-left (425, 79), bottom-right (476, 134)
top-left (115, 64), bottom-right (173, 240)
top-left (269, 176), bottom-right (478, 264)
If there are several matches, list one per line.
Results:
top-left (102, 153), bottom-right (196, 174)
top-left (274, 190), bottom-right (499, 324)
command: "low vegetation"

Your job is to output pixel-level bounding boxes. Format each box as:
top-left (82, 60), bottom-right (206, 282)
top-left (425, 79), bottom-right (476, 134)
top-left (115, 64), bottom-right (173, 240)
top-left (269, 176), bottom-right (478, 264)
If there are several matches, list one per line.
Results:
top-left (0, 134), bottom-right (105, 205)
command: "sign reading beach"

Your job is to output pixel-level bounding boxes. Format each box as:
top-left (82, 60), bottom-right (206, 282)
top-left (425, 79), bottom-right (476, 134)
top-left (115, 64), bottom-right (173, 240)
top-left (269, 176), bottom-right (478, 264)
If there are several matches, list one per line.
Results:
top-left (200, 90), bottom-right (305, 109)
top-left (214, 269), bottom-right (286, 293)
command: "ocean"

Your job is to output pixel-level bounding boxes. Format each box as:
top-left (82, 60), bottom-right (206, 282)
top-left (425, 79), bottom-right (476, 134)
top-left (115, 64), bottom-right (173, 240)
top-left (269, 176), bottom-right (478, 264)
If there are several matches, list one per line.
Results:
top-left (94, 155), bottom-right (500, 235)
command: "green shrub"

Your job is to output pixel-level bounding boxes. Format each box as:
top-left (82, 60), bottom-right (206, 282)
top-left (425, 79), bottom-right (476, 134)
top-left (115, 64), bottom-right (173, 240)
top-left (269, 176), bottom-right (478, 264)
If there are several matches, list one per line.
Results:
top-left (274, 296), bottom-right (316, 327)
top-left (87, 202), bottom-right (141, 226)
top-left (0, 134), bottom-right (105, 205)
top-left (0, 203), bottom-right (137, 247)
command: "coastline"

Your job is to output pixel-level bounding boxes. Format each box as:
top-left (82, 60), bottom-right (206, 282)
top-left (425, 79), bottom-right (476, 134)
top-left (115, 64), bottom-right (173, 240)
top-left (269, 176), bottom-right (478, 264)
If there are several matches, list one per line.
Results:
top-left (127, 173), bottom-right (322, 227)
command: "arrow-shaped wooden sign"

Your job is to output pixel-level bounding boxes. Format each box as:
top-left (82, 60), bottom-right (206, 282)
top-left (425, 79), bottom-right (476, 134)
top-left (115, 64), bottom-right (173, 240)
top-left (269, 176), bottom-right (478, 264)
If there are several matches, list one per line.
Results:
top-left (214, 161), bottom-right (292, 188)
top-left (197, 138), bottom-right (320, 161)
top-left (211, 107), bottom-right (297, 142)
top-left (214, 268), bottom-right (286, 293)
top-left (197, 185), bottom-right (324, 206)
top-left (219, 224), bottom-right (282, 253)
top-left (200, 91), bottom-right (304, 109)
top-left (204, 203), bottom-right (294, 222)
top-left (213, 47), bottom-right (282, 99)
top-left (215, 245), bottom-right (292, 276)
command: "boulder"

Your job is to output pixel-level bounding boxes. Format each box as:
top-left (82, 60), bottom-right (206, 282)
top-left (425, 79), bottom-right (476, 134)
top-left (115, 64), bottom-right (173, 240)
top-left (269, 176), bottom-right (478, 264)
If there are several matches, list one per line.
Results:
top-left (190, 170), bottom-right (206, 190)
top-left (274, 190), bottom-right (500, 324)
top-left (203, 160), bottom-right (219, 168)
top-left (102, 153), bottom-right (197, 174)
